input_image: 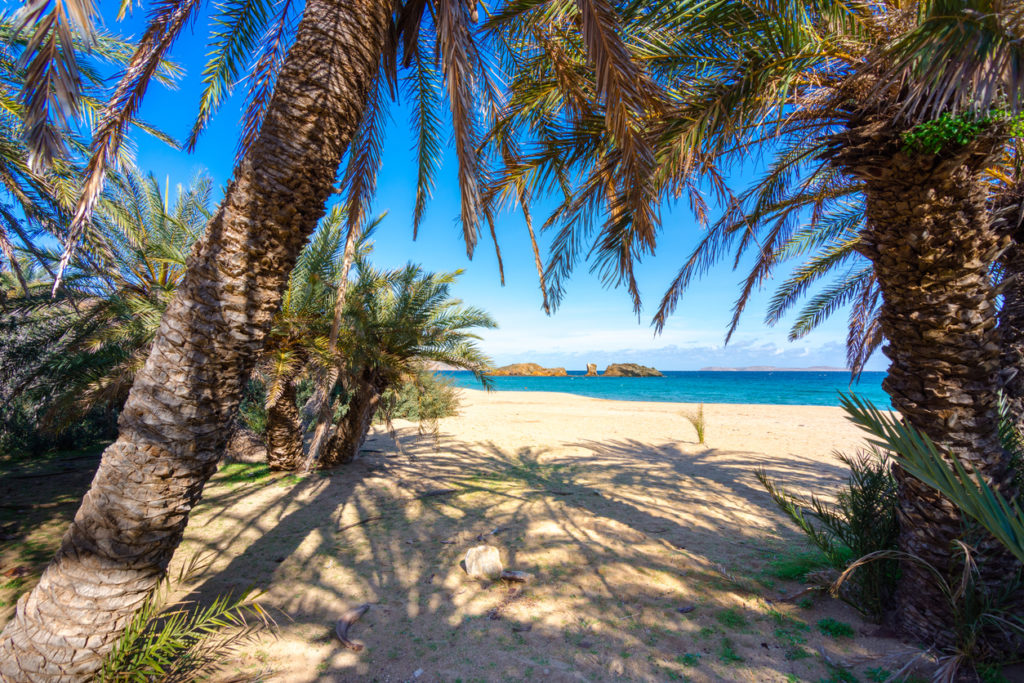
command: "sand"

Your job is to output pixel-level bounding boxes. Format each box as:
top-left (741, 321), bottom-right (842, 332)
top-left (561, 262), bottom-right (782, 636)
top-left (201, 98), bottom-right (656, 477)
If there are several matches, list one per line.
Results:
top-left (1, 389), bottom-right (929, 681)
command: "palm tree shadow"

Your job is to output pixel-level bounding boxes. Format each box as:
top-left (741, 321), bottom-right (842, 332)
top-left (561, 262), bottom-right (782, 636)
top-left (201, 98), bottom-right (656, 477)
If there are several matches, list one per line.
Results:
top-left (173, 424), bottom-right (894, 682)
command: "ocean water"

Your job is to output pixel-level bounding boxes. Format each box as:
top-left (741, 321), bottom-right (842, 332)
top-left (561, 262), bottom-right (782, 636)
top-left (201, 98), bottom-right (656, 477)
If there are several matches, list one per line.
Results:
top-left (438, 370), bottom-right (891, 408)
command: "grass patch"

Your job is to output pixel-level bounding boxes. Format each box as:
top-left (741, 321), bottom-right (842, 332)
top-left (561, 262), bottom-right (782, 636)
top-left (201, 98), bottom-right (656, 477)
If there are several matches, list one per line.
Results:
top-left (820, 663), bottom-right (858, 683)
top-left (817, 617), bottom-right (855, 639)
top-left (765, 549), bottom-right (831, 582)
top-left (676, 653), bottom-right (700, 667)
top-left (715, 608), bottom-right (748, 629)
top-left (218, 462), bottom-right (272, 485)
top-left (717, 638), bottom-right (743, 664)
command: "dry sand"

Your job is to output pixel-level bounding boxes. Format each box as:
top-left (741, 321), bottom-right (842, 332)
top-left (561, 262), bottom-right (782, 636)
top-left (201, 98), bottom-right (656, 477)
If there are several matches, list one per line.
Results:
top-left (176, 389), bottom-right (925, 682)
top-left (1, 389), bottom-right (930, 682)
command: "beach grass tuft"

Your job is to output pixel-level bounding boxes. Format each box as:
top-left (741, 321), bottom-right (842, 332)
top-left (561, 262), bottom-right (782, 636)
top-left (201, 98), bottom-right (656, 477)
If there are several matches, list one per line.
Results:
top-left (683, 403), bottom-right (706, 444)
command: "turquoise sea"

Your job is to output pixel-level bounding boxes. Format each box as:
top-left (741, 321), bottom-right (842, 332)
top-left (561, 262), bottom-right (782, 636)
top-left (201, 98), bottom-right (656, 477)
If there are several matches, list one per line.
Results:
top-left (438, 370), bottom-right (891, 408)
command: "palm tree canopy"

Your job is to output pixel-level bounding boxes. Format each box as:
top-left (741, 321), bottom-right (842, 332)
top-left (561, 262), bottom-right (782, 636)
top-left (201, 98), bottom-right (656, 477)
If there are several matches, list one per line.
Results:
top-left (0, 167), bottom-right (210, 432)
top-left (342, 259), bottom-right (496, 388)
top-left (486, 0), bottom-right (1024, 357)
top-left (0, 11), bottom-right (178, 293)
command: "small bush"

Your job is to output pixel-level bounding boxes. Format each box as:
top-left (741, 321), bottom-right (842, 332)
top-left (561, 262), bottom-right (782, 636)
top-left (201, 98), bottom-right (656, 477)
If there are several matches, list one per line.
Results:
top-left (756, 449), bottom-right (899, 619)
top-left (237, 379), bottom-right (269, 436)
top-left (376, 370), bottom-right (460, 423)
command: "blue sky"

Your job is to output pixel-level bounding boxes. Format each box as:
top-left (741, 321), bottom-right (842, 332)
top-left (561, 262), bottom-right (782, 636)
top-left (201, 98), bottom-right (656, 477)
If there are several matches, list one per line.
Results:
top-left (107, 6), bottom-right (885, 372)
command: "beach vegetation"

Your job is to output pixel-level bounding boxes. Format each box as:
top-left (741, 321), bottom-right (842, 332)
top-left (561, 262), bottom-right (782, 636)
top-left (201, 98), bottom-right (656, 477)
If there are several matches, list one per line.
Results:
top-left (377, 370), bottom-right (461, 423)
top-left (717, 637), bottom-right (743, 664)
top-left (765, 550), bottom-right (832, 582)
top-left (683, 403), bottom-right (706, 445)
top-left (97, 554), bottom-right (274, 682)
top-left (714, 608), bottom-right (747, 630)
top-left (491, 0), bottom-right (1024, 651)
top-left (840, 394), bottom-right (1024, 677)
top-left (316, 261), bottom-right (494, 468)
top-left (757, 451), bottom-right (899, 619)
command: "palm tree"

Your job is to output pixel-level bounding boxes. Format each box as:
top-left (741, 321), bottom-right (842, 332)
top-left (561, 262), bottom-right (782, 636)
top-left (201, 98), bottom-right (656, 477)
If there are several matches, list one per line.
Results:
top-left (257, 208), bottom-right (380, 470)
top-left (2, 0), bottom-right (657, 670)
top-left (319, 262), bottom-right (495, 467)
top-left (1, 169), bottom-right (210, 433)
top-left (0, 12), bottom-right (177, 295)
top-left (489, 0), bottom-right (1024, 649)
top-left (0, 0), bottom-right (392, 673)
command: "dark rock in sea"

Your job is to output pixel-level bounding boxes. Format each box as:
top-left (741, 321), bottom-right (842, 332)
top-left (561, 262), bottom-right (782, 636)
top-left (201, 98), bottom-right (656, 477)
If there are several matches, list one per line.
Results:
top-left (602, 363), bottom-right (663, 377)
top-left (489, 362), bottom-right (568, 377)
top-left (585, 363), bottom-right (598, 377)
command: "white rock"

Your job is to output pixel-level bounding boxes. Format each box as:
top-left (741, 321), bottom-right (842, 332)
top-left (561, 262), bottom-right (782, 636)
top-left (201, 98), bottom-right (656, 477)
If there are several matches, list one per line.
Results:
top-left (464, 544), bottom-right (503, 580)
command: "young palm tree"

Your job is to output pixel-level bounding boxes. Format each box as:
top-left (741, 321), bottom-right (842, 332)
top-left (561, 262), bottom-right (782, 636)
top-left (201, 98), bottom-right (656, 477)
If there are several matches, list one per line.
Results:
top-left (490, 0), bottom-right (1024, 649)
top-left (257, 208), bottom-right (380, 470)
top-left (318, 262), bottom-right (494, 467)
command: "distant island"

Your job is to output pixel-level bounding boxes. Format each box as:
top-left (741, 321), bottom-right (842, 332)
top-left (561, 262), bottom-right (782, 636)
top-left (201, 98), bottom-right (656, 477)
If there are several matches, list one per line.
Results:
top-left (488, 362), bottom-right (663, 377)
top-left (489, 362), bottom-right (568, 376)
top-left (699, 365), bottom-right (849, 372)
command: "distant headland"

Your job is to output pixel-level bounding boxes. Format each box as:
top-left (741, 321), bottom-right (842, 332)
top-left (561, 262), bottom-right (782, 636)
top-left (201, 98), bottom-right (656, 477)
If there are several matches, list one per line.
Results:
top-left (699, 365), bottom-right (848, 372)
top-left (488, 362), bottom-right (663, 377)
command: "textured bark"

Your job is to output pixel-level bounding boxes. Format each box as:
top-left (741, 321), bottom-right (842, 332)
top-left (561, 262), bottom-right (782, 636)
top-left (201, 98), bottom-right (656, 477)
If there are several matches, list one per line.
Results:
top-left (998, 186), bottom-right (1024, 432)
top-left (265, 381), bottom-right (304, 471)
top-left (322, 373), bottom-right (381, 467)
top-left (833, 124), bottom-right (1017, 650)
top-left (0, 0), bottom-right (390, 678)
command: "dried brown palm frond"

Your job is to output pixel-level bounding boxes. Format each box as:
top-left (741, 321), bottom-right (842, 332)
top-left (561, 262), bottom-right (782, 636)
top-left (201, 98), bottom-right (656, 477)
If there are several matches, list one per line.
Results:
top-left (53, 0), bottom-right (199, 294)
top-left (13, 0), bottom-right (98, 172)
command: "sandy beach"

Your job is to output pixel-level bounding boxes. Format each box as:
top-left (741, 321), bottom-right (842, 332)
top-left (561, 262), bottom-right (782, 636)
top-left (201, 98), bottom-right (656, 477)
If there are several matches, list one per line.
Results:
top-left (172, 388), bottom-right (917, 682)
top-left (1, 389), bottom-right (917, 681)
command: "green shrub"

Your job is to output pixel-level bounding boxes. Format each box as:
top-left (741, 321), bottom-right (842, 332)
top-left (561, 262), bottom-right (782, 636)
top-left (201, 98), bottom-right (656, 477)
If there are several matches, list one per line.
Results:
top-left (237, 379), bottom-right (269, 436)
top-left (817, 617), bottom-right (854, 639)
top-left (376, 371), bottom-right (460, 423)
top-left (902, 109), bottom-right (1024, 155)
top-left (838, 394), bottom-right (1024, 677)
top-left (756, 450), bottom-right (899, 619)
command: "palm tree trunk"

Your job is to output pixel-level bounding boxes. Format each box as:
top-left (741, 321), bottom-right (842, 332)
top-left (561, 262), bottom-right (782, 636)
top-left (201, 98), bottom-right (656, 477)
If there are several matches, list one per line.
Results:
top-left (836, 126), bottom-right (1017, 649)
top-left (265, 381), bottom-right (304, 471)
top-left (0, 0), bottom-right (390, 678)
top-left (997, 186), bottom-right (1024, 432)
top-left (322, 373), bottom-right (381, 467)
top-left (302, 223), bottom-right (360, 470)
